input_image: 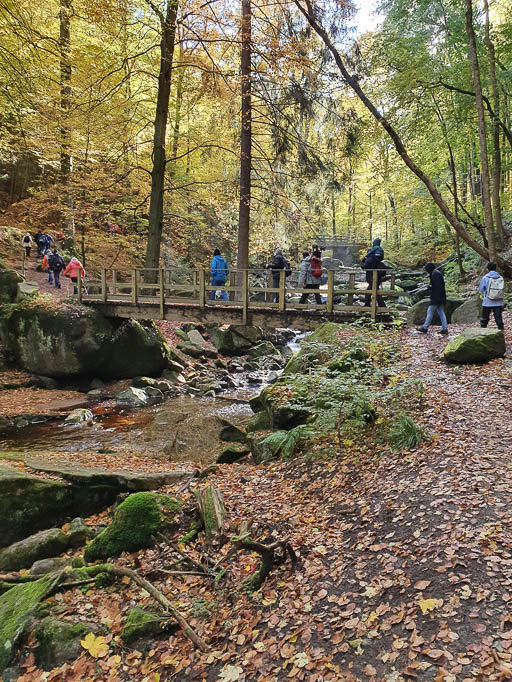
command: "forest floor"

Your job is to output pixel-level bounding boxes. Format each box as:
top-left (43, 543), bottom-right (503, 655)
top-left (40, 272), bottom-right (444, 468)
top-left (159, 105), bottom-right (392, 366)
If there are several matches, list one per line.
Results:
top-left (4, 315), bottom-right (512, 682)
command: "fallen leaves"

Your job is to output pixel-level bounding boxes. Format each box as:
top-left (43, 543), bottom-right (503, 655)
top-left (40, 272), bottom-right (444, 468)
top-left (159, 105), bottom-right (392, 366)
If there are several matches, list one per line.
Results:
top-left (80, 633), bottom-right (109, 658)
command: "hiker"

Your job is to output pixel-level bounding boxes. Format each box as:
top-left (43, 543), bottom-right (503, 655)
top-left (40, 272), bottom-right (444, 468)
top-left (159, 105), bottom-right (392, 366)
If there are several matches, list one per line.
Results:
top-left (34, 229), bottom-right (44, 255)
top-left (40, 231), bottom-right (53, 255)
top-left (48, 248), bottom-right (66, 289)
top-left (362, 237), bottom-right (386, 308)
top-left (479, 261), bottom-right (505, 330)
top-left (298, 249), bottom-right (323, 305)
top-left (209, 248), bottom-right (229, 301)
top-left (21, 233), bottom-right (33, 257)
top-left (417, 262), bottom-right (448, 334)
top-left (267, 248), bottom-right (289, 303)
top-left (41, 251), bottom-right (54, 284)
top-left (63, 256), bottom-right (85, 295)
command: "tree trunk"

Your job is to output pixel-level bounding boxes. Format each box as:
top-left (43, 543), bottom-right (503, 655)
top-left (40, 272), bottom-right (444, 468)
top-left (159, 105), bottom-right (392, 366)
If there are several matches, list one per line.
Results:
top-left (59, 0), bottom-right (74, 237)
top-left (465, 0), bottom-right (496, 261)
top-left (145, 0), bottom-right (179, 278)
top-left (169, 45), bottom-right (185, 182)
top-left (237, 0), bottom-right (252, 276)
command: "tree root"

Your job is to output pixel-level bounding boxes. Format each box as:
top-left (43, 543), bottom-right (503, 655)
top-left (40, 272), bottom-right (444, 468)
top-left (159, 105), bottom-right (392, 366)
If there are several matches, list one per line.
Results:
top-left (239, 537), bottom-right (298, 590)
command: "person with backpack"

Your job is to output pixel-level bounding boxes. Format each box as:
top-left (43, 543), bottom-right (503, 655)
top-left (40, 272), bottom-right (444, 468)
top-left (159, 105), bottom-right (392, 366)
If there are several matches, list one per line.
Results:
top-left (34, 229), bottom-right (44, 255)
top-left (48, 248), bottom-right (66, 289)
top-left (209, 248), bottom-right (229, 301)
top-left (416, 262), bottom-right (448, 335)
top-left (298, 249), bottom-right (323, 304)
top-left (21, 233), bottom-right (33, 257)
top-left (63, 256), bottom-right (85, 295)
top-left (479, 262), bottom-right (505, 330)
top-left (361, 237), bottom-right (386, 308)
top-left (42, 250), bottom-right (54, 284)
top-left (42, 232), bottom-right (54, 254)
top-left (268, 248), bottom-right (289, 303)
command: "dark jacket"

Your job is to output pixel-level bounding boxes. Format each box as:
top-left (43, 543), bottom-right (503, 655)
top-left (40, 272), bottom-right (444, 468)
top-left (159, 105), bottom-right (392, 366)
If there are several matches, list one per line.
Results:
top-left (429, 269), bottom-right (446, 305)
top-left (271, 254), bottom-right (286, 279)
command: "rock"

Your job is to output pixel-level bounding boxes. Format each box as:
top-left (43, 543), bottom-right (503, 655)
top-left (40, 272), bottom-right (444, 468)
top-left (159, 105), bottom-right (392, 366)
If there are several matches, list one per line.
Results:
top-left (320, 256), bottom-right (342, 270)
top-left (0, 574), bottom-right (58, 673)
top-left (0, 266), bottom-right (23, 304)
top-left (87, 388), bottom-right (105, 397)
top-left (451, 296), bottom-right (483, 324)
top-left (247, 341), bottom-right (280, 360)
top-left (396, 279), bottom-right (418, 291)
top-left (68, 517), bottom-right (89, 547)
top-left (219, 420), bottom-right (247, 443)
top-left (168, 349), bottom-right (189, 369)
top-left (249, 394), bottom-right (263, 413)
top-left (121, 607), bottom-right (171, 644)
top-left (406, 298), bottom-right (464, 326)
top-left (216, 445), bottom-right (251, 464)
top-left (14, 416), bottom-right (29, 428)
top-left (259, 385), bottom-right (311, 429)
top-left (247, 372), bottom-right (263, 384)
top-left (33, 376), bottom-right (58, 389)
top-left (0, 416), bottom-right (12, 433)
top-left (210, 324), bottom-right (263, 356)
top-left (131, 376), bottom-right (157, 388)
top-left (246, 411), bottom-right (271, 433)
top-left (90, 378), bottom-right (105, 389)
top-left (0, 528), bottom-right (69, 572)
top-left (83, 492), bottom-right (183, 561)
top-left (248, 431), bottom-right (288, 464)
top-left (35, 617), bottom-right (91, 669)
top-left (283, 322), bottom-right (344, 375)
top-left (65, 408), bottom-right (93, 423)
top-left (443, 328), bottom-right (506, 363)
top-left (30, 557), bottom-right (72, 575)
top-left (187, 329), bottom-right (205, 346)
top-left (145, 386), bottom-right (164, 400)
top-left (15, 281), bottom-right (39, 302)
top-left (153, 379), bottom-right (175, 392)
top-left (115, 387), bottom-right (148, 406)
top-left (0, 302), bottom-right (169, 379)
top-left (177, 342), bottom-right (204, 358)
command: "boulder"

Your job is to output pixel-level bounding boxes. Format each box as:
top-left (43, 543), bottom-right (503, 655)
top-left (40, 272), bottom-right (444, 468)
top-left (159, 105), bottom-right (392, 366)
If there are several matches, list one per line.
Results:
top-left (68, 517), bottom-right (90, 547)
top-left (210, 324), bottom-right (263, 356)
top-left (406, 298), bottom-right (464, 326)
top-left (396, 279), bottom-right (418, 291)
top-left (131, 376), bottom-right (157, 388)
top-left (246, 411), bottom-right (271, 433)
top-left (65, 408), bottom-right (93, 423)
top-left (247, 341), bottom-right (280, 360)
top-left (187, 329), bottom-right (205, 346)
top-left (177, 342), bottom-right (204, 358)
top-left (451, 296), bottom-right (483, 324)
top-left (145, 386), bottom-right (164, 400)
top-left (83, 492), bottom-right (183, 561)
top-left (121, 607), bottom-right (171, 644)
top-left (115, 387), bottom-right (148, 406)
top-left (219, 420), bottom-right (247, 443)
top-left (0, 302), bottom-right (169, 379)
top-left (259, 385), bottom-right (311, 429)
top-left (0, 528), bottom-right (69, 572)
top-left (248, 431), bottom-right (288, 464)
top-left (442, 328), bottom-right (505, 364)
top-left (15, 281), bottom-right (39, 302)
top-left (0, 266), bottom-right (24, 304)
top-left (30, 557), bottom-right (73, 575)
top-left (33, 375), bottom-right (58, 389)
top-left (90, 378), bottom-right (105, 389)
top-left (35, 617), bottom-right (92, 669)
top-left (216, 445), bottom-right (251, 464)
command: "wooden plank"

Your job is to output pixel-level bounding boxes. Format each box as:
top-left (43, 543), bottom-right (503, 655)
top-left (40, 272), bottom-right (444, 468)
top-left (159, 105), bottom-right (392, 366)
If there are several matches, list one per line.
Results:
top-left (199, 269), bottom-right (205, 308)
top-left (371, 269), bottom-right (378, 321)
top-left (131, 269), bottom-right (138, 305)
top-left (347, 273), bottom-right (356, 306)
top-left (101, 269), bottom-right (107, 303)
top-left (278, 270), bottom-right (286, 311)
top-left (241, 269), bottom-right (249, 323)
top-left (112, 269), bottom-right (117, 296)
top-left (326, 270), bottom-right (334, 313)
top-left (159, 268), bottom-right (165, 318)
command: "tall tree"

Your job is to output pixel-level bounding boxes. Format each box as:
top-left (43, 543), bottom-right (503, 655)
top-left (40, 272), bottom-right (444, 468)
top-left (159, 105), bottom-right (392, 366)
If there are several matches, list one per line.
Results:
top-left (237, 0), bottom-right (251, 273)
top-left (59, 0), bottom-right (74, 236)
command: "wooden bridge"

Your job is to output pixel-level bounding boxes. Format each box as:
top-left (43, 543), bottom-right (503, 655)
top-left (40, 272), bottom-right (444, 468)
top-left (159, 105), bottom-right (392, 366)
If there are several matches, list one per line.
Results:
top-left (78, 267), bottom-right (401, 331)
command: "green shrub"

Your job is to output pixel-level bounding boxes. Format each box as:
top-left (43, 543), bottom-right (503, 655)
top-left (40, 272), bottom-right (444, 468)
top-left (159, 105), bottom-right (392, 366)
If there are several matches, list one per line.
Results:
top-left (386, 414), bottom-right (426, 451)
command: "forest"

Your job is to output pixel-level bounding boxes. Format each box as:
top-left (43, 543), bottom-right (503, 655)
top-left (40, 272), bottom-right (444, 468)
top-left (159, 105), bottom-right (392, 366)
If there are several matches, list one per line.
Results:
top-left (2, 0), bottom-right (512, 269)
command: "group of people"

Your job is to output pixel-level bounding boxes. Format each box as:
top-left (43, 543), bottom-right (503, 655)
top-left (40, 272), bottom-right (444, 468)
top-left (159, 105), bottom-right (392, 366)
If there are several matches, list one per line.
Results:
top-left (21, 229), bottom-right (85, 294)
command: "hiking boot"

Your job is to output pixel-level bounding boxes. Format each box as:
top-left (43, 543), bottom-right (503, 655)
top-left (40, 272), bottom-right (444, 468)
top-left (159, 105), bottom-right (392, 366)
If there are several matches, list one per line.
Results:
top-left (416, 327), bottom-right (428, 333)
top-left (440, 329), bottom-right (449, 335)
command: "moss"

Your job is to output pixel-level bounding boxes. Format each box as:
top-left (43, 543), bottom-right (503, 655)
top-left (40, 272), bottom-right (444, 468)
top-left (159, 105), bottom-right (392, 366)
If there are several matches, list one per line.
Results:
top-left (34, 617), bottom-right (90, 669)
top-left (0, 574), bottom-right (57, 673)
top-left (246, 411), bottom-right (270, 433)
top-left (121, 607), bottom-right (168, 644)
top-left (179, 520), bottom-right (202, 544)
top-left (84, 492), bottom-right (183, 562)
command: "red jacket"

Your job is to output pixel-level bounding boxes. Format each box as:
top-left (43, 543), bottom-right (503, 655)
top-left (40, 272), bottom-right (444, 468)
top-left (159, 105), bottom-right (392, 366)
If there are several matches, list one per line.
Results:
top-left (63, 258), bottom-right (85, 279)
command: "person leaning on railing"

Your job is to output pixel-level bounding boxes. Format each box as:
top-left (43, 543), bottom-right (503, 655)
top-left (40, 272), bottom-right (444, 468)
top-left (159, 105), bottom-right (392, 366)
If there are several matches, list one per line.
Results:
top-left (361, 238), bottom-right (387, 308)
top-left (209, 249), bottom-right (229, 301)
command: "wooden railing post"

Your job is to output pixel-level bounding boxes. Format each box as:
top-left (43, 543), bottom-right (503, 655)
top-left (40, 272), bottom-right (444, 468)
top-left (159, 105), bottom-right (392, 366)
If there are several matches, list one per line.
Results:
top-left (101, 268), bottom-right (107, 303)
top-left (266, 269), bottom-right (272, 303)
top-left (77, 269), bottom-right (82, 302)
top-left (112, 269), bottom-right (117, 297)
top-left (390, 272), bottom-right (396, 290)
top-left (159, 268), bottom-right (165, 318)
top-left (347, 272), bottom-right (355, 306)
top-left (278, 269), bottom-right (286, 311)
top-left (199, 269), bottom-right (205, 308)
top-left (242, 269), bottom-right (249, 323)
top-left (326, 270), bottom-right (334, 313)
top-left (371, 269), bottom-right (378, 321)
top-left (131, 269), bottom-right (138, 304)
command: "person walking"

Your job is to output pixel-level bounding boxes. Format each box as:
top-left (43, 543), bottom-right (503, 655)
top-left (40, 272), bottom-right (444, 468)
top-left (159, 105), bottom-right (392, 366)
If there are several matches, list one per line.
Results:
top-left (479, 261), bottom-right (505, 330)
top-left (298, 249), bottom-right (323, 304)
top-left (34, 229), bottom-right (44, 255)
top-left (42, 251), bottom-right (54, 284)
top-left (209, 248), bottom-right (229, 301)
top-left (48, 248), bottom-right (66, 289)
top-left (42, 232), bottom-right (54, 255)
top-left (417, 262), bottom-right (448, 334)
top-left (22, 233), bottom-right (33, 258)
top-left (268, 248), bottom-right (288, 303)
top-left (362, 237), bottom-right (386, 308)
top-left (63, 256), bottom-right (85, 295)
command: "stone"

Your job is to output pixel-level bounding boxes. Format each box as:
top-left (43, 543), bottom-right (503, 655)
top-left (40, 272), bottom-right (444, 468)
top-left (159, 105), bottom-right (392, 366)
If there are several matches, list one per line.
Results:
top-left (406, 298), bottom-right (464, 326)
top-left (210, 326), bottom-right (257, 356)
top-left (216, 445), bottom-right (251, 464)
top-left (248, 431), bottom-right (288, 464)
top-left (0, 528), bottom-right (69, 572)
top-left (33, 376), bottom-right (58, 389)
top-left (219, 420), bottom-right (247, 443)
top-left (246, 411), bottom-right (271, 433)
top-left (35, 617), bottom-right (91, 669)
top-left (30, 557), bottom-right (72, 575)
top-left (442, 328), bottom-right (506, 364)
top-left (451, 296), bottom-right (483, 324)
top-left (115, 387), bottom-right (148, 406)
top-left (177, 343), bottom-right (204, 358)
top-left (0, 266), bottom-right (23, 304)
top-left (0, 574), bottom-right (58, 673)
top-left (187, 329), bottom-right (205, 346)
top-left (153, 379), bottom-right (175, 392)
top-left (145, 386), bottom-right (164, 400)
top-left (131, 376), bottom-right (157, 388)
top-left (121, 607), bottom-right (171, 644)
top-left (83, 492), bottom-right (183, 561)
top-left (90, 378), bottom-right (105, 389)
top-left (396, 279), bottom-right (418, 291)
top-left (15, 281), bottom-right (39, 302)
top-left (68, 517), bottom-right (89, 547)
top-left (0, 302), bottom-right (169, 379)
top-left (65, 408), bottom-right (93, 423)
top-left (247, 341), bottom-right (280, 360)
top-left (87, 388), bottom-right (105, 397)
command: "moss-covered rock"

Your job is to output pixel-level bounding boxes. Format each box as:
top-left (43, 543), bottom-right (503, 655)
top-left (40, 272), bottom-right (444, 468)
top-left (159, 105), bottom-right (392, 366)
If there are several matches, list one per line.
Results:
top-left (248, 431), bottom-right (289, 464)
top-left (442, 328), bottom-right (506, 363)
top-left (259, 385), bottom-right (311, 429)
top-left (246, 410), bottom-right (271, 433)
top-left (0, 528), bottom-right (69, 572)
top-left (210, 324), bottom-right (263, 356)
top-left (0, 266), bottom-right (23, 304)
top-left (121, 607), bottom-right (170, 644)
top-left (35, 617), bottom-right (91, 669)
top-left (84, 492), bottom-right (183, 562)
top-left (247, 341), bottom-right (280, 360)
top-left (283, 323), bottom-right (343, 375)
top-left (0, 300), bottom-right (169, 379)
top-left (0, 574), bottom-right (58, 673)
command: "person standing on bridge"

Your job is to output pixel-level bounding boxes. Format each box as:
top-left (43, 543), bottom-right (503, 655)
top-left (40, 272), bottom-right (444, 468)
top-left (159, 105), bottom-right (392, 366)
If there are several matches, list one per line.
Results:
top-left (362, 237), bottom-right (386, 308)
top-left (209, 248), bottom-right (229, 301)
top-left (298, 250), bottom-right (323, 305)
top-left (64, 256), bottom-right (85, 295)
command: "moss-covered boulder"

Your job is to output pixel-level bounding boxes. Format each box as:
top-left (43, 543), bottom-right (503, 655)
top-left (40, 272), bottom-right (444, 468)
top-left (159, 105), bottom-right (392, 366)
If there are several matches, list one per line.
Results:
top-left (259, 384), bottom-right (311, 429)
top-left (0, 300), bottom-right (169, 379)
top-left (246, 410), bottom-right (271, 433)
top-left (406, 298), bottom-right (464, 326)
top-left (35, 617), bottom-right (91, 669)
top-left (248, 431), bottom-right (288, 464)
top-left (442, 328), bottom-right (505, 363)
top-left (0, 266), bottom-right (23, 304)
top-left (0, 574), bottom-right (58, 673)
top-left (0, 528), bottom-right (69, 572)
top-left (84, 492), bottom-right (183, 562)
top-left (283, 323), bottom-right (343, 375)
top-left (210, 324), bottom-right (263, 356)
top-left (247, 341), bottom-right (280, 360)
top-left (16, 281), bottom-right (40, 302)
top-left (121, 607), bottom-right (171, 644)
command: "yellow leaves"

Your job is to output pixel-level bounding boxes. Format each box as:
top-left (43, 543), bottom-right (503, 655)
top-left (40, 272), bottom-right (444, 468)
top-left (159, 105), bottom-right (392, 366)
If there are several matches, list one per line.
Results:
top-left (80, 632), bottom-right (109, 658)
top-left (419, 598), bottom-right (438, 614)
top-left (218, 664), bottom-right (243, 681)
top-left (294, 652), bottom-right (309, 668)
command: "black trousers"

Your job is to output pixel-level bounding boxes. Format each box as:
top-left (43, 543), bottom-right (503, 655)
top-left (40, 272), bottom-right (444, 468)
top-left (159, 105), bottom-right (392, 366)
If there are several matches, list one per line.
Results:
top-left (364, 272), bottom-right (386, 307)
top-left (300, 283), bottom-right (322, 305)
top-left (481, 306), bottom-right (504, 329)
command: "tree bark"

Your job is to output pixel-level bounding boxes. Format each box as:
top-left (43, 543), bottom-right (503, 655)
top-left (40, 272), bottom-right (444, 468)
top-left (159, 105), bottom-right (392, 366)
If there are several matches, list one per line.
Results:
top-left (59, 0), bottom-right (74, 236)
top-left (145, 0), bottom-right (179, 279)
top-left (465, 0), bottom-right (496, 261)
top-left (237, 0), bottom-right (252, 276)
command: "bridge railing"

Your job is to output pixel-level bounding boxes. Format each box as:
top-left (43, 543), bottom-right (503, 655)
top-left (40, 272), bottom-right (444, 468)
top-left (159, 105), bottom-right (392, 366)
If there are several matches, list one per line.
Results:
top-left (78, 267), bottom-right (401, 321)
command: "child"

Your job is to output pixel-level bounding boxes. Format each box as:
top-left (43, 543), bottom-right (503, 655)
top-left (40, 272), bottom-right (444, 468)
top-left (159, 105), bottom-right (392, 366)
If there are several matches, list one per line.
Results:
top-left (479, 262), bottom-right (504, 330)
